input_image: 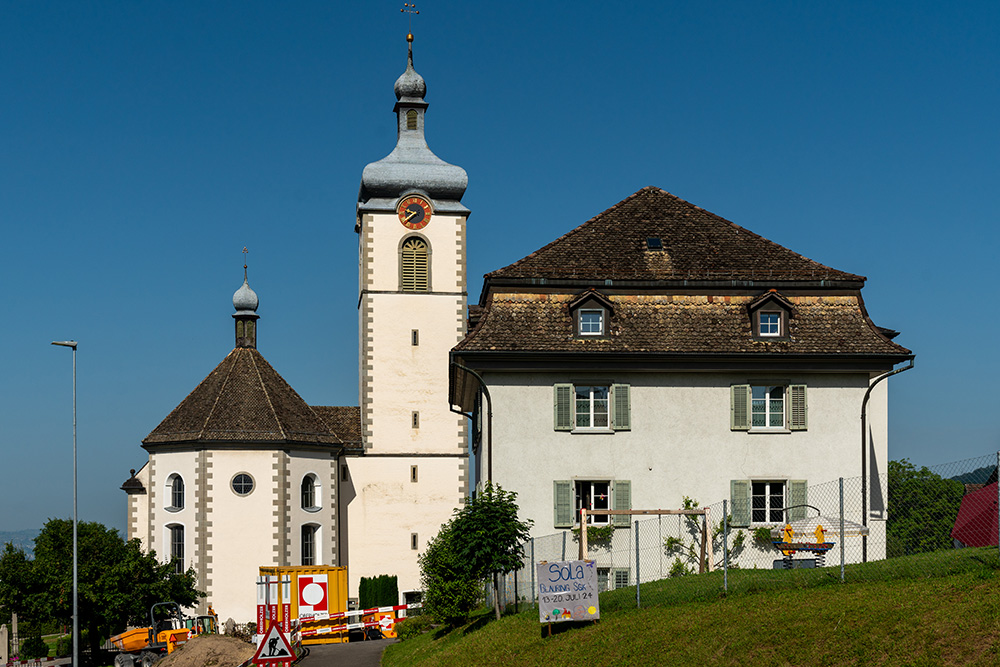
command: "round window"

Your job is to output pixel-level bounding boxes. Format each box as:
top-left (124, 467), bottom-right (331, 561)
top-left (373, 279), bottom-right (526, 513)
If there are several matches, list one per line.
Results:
top-left (232, 473), bottom-right (255, 496)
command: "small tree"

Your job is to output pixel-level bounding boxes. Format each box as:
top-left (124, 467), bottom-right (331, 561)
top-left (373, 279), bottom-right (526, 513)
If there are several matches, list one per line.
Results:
top-left (450, 482), bottom-right (533, 620)
top-left (887, 459), bottom-right (964, 557)
top-left (418, 519), bottom-right (482, 625)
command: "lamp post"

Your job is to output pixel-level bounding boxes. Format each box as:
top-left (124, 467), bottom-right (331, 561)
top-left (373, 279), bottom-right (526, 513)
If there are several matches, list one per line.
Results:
top-left (51, 340), bottom-right (77, 667)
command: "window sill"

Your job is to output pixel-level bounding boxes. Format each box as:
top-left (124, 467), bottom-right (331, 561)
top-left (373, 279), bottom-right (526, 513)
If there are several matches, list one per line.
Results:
top-left (303, 506), bottom-right (322, 513)
top-left (165, 506), bottom-right (183, 513)
top-left (571, 428), bottom-right (614, 435)
top-left (748, 428), bottom-right (791, 434)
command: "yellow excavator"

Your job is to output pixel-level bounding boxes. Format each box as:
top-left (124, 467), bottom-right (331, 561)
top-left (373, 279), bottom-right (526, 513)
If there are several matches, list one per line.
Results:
top-left (110, 602), bottom-right (217, 666)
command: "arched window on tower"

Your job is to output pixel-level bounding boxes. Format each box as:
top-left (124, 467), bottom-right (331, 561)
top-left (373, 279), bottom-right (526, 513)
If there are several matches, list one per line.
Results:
top-left (400, 237), bottom-right (429, 292)
top-left (406, 109), bottom-right (418, 130)
top-left (167, 524), bottom-right (184, 573)
top-left (166, 474), bottom-right (184, 511)
top-left (301, 474), bottom-right (321, 511)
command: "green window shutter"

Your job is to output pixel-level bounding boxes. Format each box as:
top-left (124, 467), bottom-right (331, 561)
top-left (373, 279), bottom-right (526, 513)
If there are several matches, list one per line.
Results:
top-left (554, 384), bottom-right (574, 431)
top-left (554, 480), bottom-right (573, 528)
top-left (612, 480), bottom-right (631, 527)
top-left (789, 384), bottom-right (807, 431)
top-left (731, 384), bottom-right (751, 431)
top-left (788, 480), bottom-right (807, 521)
top-left (611, 383), bottom-right (631, 431)
top-left (730, 479), bottom-right (750, 527)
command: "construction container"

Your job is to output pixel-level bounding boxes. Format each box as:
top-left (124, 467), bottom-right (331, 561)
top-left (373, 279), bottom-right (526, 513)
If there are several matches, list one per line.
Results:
top-left (257, 566), bottom-right (348, 625)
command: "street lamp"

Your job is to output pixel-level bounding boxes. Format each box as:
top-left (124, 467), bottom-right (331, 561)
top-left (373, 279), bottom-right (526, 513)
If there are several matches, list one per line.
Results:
top-left (51, 340), bottom-right (77, 667)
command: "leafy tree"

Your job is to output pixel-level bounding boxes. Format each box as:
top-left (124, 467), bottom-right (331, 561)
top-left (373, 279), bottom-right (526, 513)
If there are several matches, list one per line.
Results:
top-left (887, 459), bottom-right (965, 558)
top-left (450, 482), bottom-right (533, 621)
top-left (419, 483), bottom-right (533, 625)
top-left (0, 519), bottom-right (203, 656)
top-left (418, 518), bottom-right (482, 625)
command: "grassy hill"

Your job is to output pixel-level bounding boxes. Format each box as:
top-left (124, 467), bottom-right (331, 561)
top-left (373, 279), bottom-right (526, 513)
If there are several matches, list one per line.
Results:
top-left (384, 548), bottom-right (1000, 667)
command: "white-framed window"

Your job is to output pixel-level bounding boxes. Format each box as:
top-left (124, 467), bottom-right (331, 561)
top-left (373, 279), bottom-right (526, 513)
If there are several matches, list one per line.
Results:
top-left (730, 479), bottom-right (807, 527)
top-left (579, 309), bottom-right (604, 336)
top-left (554, 383), bottom-right (630, 432)
top-left (301, 474), bottom-right (321, 511)
top-left (167, 524), bottom-right (184, 574)
top-left (231, 473), bottom-right (255, 496)
top-left (752, 481), bottom-right (785, 524)
top-left (576, 480), bottom-right (611, 525)
top-left (575, 386), bottom-right (609, 429)
top-left (165, 474), bottom-right (184, 511)
top-left (553, 479), bottom-right (631, 529)
top-left (758, 312), bottom-right (780, 336)
top-left (752, 385), bottom-right (785, 428)
top-left (598, 567), bottom-right (631, 592)
top-left (731, 384), bottom-right (807, 431)
top-left (301, 524), bottom-right (319, 566)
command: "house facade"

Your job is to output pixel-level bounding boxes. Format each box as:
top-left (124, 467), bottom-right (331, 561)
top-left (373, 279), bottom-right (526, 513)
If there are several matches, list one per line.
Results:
top-left (450, 187), bottom-right (912, 572)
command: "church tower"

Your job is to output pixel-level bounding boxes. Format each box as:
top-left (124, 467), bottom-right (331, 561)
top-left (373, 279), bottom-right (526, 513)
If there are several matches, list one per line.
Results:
top-left (347, 32), bottom-right (469, 598)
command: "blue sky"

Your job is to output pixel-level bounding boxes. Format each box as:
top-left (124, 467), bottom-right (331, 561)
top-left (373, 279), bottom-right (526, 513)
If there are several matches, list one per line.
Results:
top-left (2, 1), bottom-right (998, 534)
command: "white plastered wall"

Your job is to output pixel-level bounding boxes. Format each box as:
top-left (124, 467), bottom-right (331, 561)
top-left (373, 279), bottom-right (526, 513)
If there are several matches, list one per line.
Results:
top-left (482, 370), bottom-right (890, 565)
top-left (349, 209), bottom-right (468, 601)
top-left (206, 449), bottom-right (279, 623)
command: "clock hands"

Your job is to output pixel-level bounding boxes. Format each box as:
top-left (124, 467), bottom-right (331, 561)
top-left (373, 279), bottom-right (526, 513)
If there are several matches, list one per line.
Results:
top-left (403, 208), bottom-right (419, 222)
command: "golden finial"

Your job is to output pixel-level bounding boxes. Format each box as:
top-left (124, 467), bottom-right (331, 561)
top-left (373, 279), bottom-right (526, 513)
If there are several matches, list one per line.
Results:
top-left (242, 246), bottom-right (249, 280)
top-left (402, 3), bottom-right (418, 40)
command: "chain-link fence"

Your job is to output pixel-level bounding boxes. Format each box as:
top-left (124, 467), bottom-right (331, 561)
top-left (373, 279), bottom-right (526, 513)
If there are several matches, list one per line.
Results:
top-left (490, 452), bottom-right (999, 612)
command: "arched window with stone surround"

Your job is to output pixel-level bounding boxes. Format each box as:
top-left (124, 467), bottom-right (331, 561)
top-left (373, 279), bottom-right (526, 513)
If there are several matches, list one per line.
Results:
top-left (166, 474), bottom-right (184, 511)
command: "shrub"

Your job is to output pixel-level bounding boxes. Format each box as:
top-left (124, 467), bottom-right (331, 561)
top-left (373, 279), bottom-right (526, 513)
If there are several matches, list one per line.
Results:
top-left (56, 635), bottom-right (72, 657)
top-left (359, 574), bottom-right (399, 609)
top-left (395, 613), bottom-right (434, 642)
top-left (20, 634), bottom-right (49, 659)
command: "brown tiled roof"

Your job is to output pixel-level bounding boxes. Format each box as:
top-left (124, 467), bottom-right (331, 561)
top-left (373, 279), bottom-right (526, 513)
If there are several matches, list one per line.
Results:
top-left (143, 347), bottom-right (345, 446)
top-left (311, 406), bottom-right (362, 445)
top-left (455, 293), bottom-right (910, 356)
top-left (487, 187), bottom-right (864, 284)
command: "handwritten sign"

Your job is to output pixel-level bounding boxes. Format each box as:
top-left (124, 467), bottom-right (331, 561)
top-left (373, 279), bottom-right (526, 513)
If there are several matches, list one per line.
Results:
top-left (536, 559), bottom-right (600, 624)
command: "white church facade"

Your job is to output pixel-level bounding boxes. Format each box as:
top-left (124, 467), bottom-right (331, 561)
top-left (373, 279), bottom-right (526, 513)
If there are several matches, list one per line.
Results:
top-left (123, 33), bottom-right (912, 620)
top-left (123, 33), bottom-right (470, 622)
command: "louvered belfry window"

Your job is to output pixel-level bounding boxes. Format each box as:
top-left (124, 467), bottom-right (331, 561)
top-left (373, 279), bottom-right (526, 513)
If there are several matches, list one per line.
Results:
top-left (401, 237), bottom-right (429, 291)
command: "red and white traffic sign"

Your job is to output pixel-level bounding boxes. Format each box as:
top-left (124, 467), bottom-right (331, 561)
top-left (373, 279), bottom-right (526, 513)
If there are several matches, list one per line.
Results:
top-left (252, 622), bottom-right (295, 664)
top-left (297, 574), bottom-right (328, 618)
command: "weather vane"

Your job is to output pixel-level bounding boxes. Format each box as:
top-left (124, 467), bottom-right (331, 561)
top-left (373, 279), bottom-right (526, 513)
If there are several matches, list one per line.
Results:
top-left (401, 3), bottom-right (419, 38)
top-left (243, 246), bottom-right (249, 279)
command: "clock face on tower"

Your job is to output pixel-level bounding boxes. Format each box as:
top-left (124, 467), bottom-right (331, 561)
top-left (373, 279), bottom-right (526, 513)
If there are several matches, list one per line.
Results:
top-left (397, 196), bottom-right (433, 230)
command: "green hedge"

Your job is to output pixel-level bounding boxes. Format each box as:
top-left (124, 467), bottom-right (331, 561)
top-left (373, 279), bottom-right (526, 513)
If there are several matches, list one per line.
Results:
top-left (359, 574), bottom-right (399, 609)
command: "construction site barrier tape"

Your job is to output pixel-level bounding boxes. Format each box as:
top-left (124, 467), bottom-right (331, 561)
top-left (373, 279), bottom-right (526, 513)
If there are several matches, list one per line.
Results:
top-left (298, 602), bottom-right (421, 623)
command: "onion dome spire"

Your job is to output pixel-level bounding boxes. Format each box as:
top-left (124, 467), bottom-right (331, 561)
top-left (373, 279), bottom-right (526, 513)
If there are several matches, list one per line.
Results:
top-left (358, 32), bottom-right (468, 216)
top-left (233, 250), bottom-right (260, 348)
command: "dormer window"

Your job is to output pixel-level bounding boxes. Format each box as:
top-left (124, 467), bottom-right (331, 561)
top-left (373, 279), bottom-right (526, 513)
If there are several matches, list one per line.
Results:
top-left (579, 309), bottom-right (604, 336)
top-left (569, 289), bottom-right (614, 339)
top-left (759, 312), bottom-right (780, 337)
top-left (748, 290), bottom-right (793, 340)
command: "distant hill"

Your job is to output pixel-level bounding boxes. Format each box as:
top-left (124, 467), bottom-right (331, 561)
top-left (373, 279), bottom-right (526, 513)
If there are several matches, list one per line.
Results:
top-left (0, 530), bottom-right (38, 557)
top-left (951, 465), bottom-right (997, 485)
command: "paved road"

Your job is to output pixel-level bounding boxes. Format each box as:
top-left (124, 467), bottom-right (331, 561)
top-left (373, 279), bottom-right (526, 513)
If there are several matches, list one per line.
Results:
top-left (299, 638), bottom-right (397, 666)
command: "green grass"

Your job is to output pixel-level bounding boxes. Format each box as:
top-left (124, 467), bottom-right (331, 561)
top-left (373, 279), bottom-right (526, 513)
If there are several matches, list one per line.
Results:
top-left (384, 548), bottom-right (1000, 667)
